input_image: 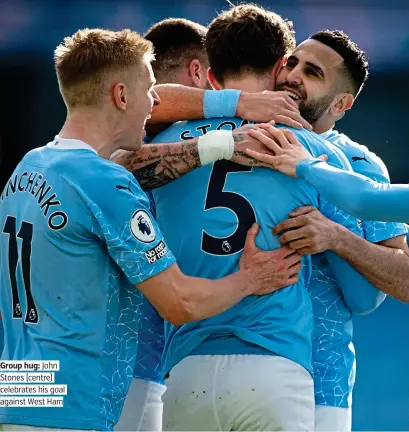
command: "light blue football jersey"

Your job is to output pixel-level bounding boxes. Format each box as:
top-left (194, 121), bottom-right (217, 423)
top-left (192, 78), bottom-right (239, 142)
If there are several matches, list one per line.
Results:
top-left (151, 118), bottom-right (362, 377)
top-left (132, 295), bottom-right (165, 384)
top-left (132, 140), bottom-right (165, 385)
top-left (310, 130), bottom-right (407, 408)
top-left (0, 138), bottom-right (175, 430)
top-left (322, 130), bottom-right (408, 243)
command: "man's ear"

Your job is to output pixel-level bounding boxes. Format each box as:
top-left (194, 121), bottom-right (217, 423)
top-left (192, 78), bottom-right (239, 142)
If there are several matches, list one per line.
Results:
top-left (330, 93), bottom-right (354, 117)
top-left (188, 59), bottom-right (208, 89)
top-left (112, 82), bottom-right (127, 110)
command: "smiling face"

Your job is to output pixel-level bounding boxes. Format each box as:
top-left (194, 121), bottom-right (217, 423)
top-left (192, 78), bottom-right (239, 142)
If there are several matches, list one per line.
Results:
top-left (276, 39), bottom-right (346, 125)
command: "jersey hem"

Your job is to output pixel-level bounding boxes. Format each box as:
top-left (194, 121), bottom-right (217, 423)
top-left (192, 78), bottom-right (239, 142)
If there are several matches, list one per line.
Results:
top-left (129, 256), bottom-right (176, 285)
top-left (315, 398), bottom-right (350, 408)
top-left (365, 225), bottom-right (408, 244)
top-left (164, 334), bottom-right (313, 378)
top-left (131, 374), bottom-right (165, 385)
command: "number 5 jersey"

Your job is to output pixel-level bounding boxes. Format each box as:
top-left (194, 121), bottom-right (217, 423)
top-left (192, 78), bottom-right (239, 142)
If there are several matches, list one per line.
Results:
top-left (150, 118), bottom-right (365, 377)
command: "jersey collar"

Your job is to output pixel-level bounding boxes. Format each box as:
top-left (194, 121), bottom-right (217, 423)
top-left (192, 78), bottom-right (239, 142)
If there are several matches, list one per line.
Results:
top-left (320, 129), bottom-right (334, 139)
top-left (47, 136), bottom-right (98, 154)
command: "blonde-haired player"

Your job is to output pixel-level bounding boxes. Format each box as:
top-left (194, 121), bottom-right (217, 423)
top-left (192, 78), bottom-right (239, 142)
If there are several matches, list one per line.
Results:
top-left (0, 28), bottom-right (300, 431)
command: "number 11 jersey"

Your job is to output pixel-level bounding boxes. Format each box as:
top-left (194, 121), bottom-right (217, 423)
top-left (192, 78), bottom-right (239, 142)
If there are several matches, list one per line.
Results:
top-left (0, 138), bottom-right (175, 430)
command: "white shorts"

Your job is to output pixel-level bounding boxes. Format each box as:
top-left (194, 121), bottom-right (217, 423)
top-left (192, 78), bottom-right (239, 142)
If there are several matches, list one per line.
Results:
top-left (163, 354), bottom-right (315, 431)
top-left (115, 378), bottom-right (166, 431)
top-left (315, 405), bottom-right (352, 432)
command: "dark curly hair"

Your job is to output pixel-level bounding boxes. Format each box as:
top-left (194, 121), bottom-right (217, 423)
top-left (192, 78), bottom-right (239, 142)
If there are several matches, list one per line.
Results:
top-left (205, 4), bottom-right (295, 84)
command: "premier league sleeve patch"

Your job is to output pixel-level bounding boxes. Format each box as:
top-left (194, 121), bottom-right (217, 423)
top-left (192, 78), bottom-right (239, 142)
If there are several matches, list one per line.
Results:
top-left (89, 174), bottom-right (176, 283)
top-left (130, 210), bottom-right (156, 243)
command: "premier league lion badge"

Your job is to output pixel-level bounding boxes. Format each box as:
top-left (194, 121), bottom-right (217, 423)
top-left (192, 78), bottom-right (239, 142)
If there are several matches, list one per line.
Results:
top-left (130, 210), bottom-right (156, 243)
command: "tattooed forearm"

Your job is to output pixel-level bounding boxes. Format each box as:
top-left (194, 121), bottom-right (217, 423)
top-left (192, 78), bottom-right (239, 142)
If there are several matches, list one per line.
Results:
top-left (111, 129), bottom-right (267, 188)
top-left (111, 140), bottom-right (201, 190)
top-left (131, 160), bottom-right (164, 189)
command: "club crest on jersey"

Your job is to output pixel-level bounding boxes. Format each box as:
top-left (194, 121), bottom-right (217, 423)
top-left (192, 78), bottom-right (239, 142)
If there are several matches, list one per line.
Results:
top-left (130, 210), bottom-right (156, 243)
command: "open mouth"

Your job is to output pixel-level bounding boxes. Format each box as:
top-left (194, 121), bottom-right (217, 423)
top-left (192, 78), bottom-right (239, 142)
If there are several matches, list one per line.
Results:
top-left (282, 88), bottom-right (303, 101)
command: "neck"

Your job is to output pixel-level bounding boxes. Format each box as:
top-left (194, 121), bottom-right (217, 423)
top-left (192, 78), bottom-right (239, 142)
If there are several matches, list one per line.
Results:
top-left (313, 116), bottom-right (336, 135)
top-left (156, 69), bottom-right (196, 88)
top-left (222, 73), bottom-right (274, 93)
top-left (58, 107), bottom-right (119, 159)
top-left (155, 73), bottom-right (177, 86)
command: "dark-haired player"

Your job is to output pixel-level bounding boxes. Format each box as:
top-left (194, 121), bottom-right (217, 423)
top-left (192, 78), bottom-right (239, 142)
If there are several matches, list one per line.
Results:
top-left (144, 18), bottom-right (210, 89)
top-left (243, 29), bottom-right (409, 430)
top-left (114, 20), bottom-right (408, 432)
top-left (150, 27), bottom-right (409, 431)
top-left (115, 17), bottom-right (308, 432)
top-left (147, 6), bottom-right (383, 431)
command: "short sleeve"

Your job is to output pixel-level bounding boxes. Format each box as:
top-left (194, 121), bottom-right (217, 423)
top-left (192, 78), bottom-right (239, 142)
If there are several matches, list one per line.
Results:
top-left (86, 165), bottom-right (176, 284)
top-left (363, 220), bottom-right (408, 243)
top-left (319, 197), bottom-right (363, 237)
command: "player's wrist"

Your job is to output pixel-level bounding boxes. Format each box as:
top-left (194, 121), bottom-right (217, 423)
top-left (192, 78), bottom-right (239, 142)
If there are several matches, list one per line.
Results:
top-left (295, 158), bottom-right (322, 179)
top-left (197, 130), bottom-right (234, 166)
top-left (328, 223), bottom-right (349, 253)
top-left (234, 267), bottom-right (257, 296)
top-left (203, 89), bottom-right (241, 118)
top-left (236, 91), bottom-right (253, 119)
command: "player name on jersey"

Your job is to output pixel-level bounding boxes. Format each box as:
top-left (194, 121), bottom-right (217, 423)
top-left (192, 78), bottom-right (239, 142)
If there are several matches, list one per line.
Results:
top-left (180, 119), bottom-right (250, 140)
top-left (1, 171), bottom-right (68, 231)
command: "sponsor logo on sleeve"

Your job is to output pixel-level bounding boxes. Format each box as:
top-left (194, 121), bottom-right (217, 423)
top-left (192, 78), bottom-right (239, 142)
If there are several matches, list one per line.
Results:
top-left (145, 241), bottom-right (169, 264)
top-left (116, 180), bottom-right (134, 195)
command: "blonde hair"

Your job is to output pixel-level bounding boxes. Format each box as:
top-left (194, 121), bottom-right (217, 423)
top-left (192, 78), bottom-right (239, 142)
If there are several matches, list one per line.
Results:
top-left (54, 28), bottom-right (153, 108)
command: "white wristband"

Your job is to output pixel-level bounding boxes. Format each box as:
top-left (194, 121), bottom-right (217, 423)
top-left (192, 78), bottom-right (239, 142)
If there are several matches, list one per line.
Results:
top-left (197, 130), bottom-right (234, 166)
